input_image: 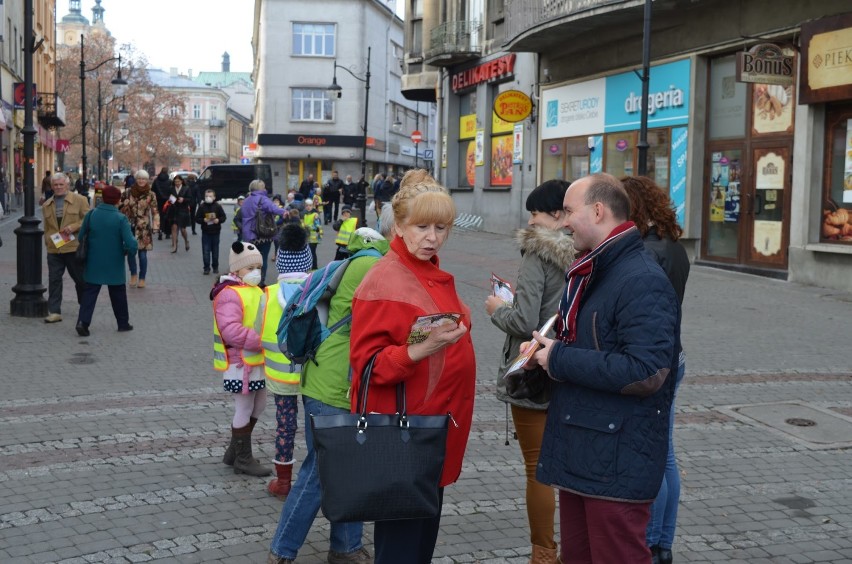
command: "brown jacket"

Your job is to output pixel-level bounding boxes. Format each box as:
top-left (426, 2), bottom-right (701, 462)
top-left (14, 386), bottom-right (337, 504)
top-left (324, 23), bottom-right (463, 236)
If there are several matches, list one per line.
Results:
top-left (42, 191), bottom-right (90, 254)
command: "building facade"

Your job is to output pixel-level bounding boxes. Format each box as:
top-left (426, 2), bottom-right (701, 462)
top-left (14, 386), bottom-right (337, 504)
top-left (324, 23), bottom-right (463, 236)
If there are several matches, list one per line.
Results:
top-left (252, 0), bottom-right (436, 191)
top-left (147, 69), bottom-right (230, 171)
top-left (2, 0), bottom-right (62, 212)
top-left (401, 0), bottom-right (538, 235)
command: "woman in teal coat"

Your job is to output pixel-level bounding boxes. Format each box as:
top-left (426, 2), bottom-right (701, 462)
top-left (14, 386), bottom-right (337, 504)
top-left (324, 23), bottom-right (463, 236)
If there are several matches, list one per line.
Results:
top-left (75, 186), bottom-right (139, 336)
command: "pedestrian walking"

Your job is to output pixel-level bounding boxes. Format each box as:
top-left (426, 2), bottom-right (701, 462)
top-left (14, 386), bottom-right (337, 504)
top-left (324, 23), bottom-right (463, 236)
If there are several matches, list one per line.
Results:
top-left (342, 174), bottom-right (357, 207)
top-left (298, 174), bottom-right (315, 200)
top-left (121, 170), bottom-right (160, 288)
top-left (75, 185), bottom-right (138, 336)
top-left (322, 170), bottom-right (344, 224)
top-left (622, 175), bottom-right (690, 564)
top-left (348, 170), bottom-right (476, 564)
top-left (153, 167), bottom-right (171, 240)
top-left (526, 173), bottom-right (680, 564)
top-left (238, 180), bottom-right (288, 285)
top-left (41, 172), bottom-right (89, 323)
top-left (302, 199), bottom-right (322, 270)
top-left (39, 170), bottom-right (53, 205)
top-left (267, 227), bottom-right (388, 564)
top-left (331, 205), bottom-right (357, 260)
top-left (187, 175), bottom-right (200, 235)
top-left (195, 189), bottom-right (227, 275)
top-left (484, 179), bottom-right (575, 564)
top-left (211, 241), bottom-right (271, 477)
top-left (168, 175), bottom-right (192, 253)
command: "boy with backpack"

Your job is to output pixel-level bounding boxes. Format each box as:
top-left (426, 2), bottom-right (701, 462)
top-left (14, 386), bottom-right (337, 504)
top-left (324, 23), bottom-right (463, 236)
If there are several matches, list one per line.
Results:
top-left (268, 227), bottom-right (388, 564)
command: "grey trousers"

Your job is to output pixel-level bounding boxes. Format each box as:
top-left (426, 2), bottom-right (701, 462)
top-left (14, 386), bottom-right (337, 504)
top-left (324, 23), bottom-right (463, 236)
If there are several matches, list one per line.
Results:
top-left (47, 252), bottom-right (85, 315)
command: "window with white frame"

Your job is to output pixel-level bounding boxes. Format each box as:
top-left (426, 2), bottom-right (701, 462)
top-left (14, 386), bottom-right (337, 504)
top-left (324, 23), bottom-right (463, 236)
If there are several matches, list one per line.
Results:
top-left (291, 89), bottom-right (334, 121)
top-left (293, 23), bottom-right (335, 57)
top-left (210, 133), bottom-right (218, 150)
top-left (210, 105), bottom-right (219, 120)
top-left (192, 133), bottom-right (202, 151)
top-left (192, 104), bottom-right (202, 119)
top-left (169, 105), bottom-right (180, 117)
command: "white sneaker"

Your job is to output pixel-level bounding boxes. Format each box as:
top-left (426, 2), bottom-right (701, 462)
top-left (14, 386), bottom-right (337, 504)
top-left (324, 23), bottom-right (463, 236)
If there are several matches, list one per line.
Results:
top-left (44, 313), bottom-right (62, 323)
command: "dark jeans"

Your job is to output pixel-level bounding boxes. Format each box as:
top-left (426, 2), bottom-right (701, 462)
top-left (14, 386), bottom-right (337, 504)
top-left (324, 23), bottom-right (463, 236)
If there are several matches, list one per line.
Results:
top-left (201, 232), bottom-right (221, 272)
top-left (373, 488), bottom-right (443, 564)
top-left (77, 283), bottom-right (131, 329)
top-left (323, 207), bottom-right (333, 224)
top-left (46, 252), bottom-right (85, 315)
top-left (308, 243), bottom-right (318, 270)
top-left (332, 200), bottom-right (340, 221)
top-left (127, 250), bottom-right (148, 279)
top-left (189, 202), bottom-right (197, 233)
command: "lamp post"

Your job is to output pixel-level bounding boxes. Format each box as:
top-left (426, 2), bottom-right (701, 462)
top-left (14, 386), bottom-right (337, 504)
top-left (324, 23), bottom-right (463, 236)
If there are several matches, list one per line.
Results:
top-left (10, 0), bottom-right (44, 316)
top-left (328, 46), bottom-right (371, 227)
top-left (637, 0), bottom-right (652, 176)
top-left (79, 33), bottom-right (128, 188)
top-left (96, 81), bottom-right (128, 181)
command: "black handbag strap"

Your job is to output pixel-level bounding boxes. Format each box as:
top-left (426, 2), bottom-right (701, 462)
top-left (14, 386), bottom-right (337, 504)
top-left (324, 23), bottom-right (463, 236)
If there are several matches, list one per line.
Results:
top-left (355, 351), bottom-right (407, 419)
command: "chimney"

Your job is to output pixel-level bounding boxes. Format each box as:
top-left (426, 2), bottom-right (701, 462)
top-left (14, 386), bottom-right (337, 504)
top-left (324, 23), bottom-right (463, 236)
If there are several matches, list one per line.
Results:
top-left (169, 67), bottom-right (178, 78)
top-left (222, 52), bottom-right (230, 73)
top-left (188, 69), bottom-right (193, 79)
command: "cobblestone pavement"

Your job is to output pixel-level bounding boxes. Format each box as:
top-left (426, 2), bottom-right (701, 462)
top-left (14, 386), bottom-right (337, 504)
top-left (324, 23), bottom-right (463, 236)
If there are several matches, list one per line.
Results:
top-left (1, 208), bottom-right (851, 563)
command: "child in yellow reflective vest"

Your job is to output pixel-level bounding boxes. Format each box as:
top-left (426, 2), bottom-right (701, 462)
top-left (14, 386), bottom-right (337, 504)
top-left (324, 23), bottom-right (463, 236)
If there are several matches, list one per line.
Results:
top-left (258, 223), bottom-right (314, 499)
top-left (302, 199), bottom-right (323, 270)
top-left (210, 241), bottom-right (270, 478)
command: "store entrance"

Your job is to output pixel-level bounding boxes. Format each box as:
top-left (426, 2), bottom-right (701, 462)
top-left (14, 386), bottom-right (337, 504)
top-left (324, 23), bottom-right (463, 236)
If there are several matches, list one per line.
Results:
top-left (702, 142), bottom-right (791, 272)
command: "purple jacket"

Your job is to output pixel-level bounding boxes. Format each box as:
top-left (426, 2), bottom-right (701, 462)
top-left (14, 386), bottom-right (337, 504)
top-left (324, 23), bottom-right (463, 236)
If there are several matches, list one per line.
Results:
top-left (240, 190), bottom-right (286, 242)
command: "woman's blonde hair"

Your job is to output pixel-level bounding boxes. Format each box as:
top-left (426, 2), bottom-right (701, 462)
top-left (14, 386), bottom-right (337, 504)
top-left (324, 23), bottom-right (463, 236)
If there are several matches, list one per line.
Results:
top-left (391, 169), bottom-right (456, 228)
top-left (135, 170), bottom-right (150, 180)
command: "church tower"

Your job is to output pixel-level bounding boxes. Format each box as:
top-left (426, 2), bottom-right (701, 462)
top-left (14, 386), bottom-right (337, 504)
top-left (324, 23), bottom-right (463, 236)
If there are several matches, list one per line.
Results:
top-left (58, 0), bottom-right (90, 46)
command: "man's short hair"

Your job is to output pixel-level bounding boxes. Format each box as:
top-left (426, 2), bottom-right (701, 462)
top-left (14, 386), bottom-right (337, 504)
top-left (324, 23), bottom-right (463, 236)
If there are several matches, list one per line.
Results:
top-left (205, 189), bottom-right (216, 196)
top-left (583, 173), bottom-right (631, 221)
top-left (51, 172), bottom-right (69, 184)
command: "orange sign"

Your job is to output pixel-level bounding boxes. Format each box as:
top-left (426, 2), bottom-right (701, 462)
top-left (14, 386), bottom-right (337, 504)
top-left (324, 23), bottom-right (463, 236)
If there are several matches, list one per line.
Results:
top-left (493, 90), bottom-right (533, 123)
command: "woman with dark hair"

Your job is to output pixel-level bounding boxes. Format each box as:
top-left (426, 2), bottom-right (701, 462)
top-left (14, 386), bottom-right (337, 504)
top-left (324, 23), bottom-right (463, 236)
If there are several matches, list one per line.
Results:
top-left (484, 179), bottom-right (574, 564)
top-left (168, 175), bottom-right (193, 253)
top-left (621, 175), bottom-right (690, 564)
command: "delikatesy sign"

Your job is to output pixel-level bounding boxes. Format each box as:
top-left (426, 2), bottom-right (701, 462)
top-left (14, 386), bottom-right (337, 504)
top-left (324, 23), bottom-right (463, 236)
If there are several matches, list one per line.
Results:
top-left (604, 59), bottom-right (691, 133)
top-left (540, 78), bottom-right (606, 140)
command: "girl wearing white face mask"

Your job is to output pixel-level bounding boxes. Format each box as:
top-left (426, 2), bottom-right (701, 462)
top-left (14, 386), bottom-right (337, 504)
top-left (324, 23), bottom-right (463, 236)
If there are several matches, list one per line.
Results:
top-left (195, 190), bottom-right (227, 275)
top-left (209, 241), bottom-right (271, 477)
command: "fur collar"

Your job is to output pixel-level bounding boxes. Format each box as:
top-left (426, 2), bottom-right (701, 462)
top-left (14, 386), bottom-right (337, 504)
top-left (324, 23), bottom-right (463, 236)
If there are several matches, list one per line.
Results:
top-left (515, 227), bottom-right (575, 270)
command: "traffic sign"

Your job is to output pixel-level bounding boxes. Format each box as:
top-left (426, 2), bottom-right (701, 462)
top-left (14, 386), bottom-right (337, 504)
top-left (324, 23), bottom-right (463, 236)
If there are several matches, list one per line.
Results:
top-left (240, 157), bottom-right (250, 164)
top-left (410, 130), bottom-right (422, 144)
top-left (424, 149), bottom-right (434, 159)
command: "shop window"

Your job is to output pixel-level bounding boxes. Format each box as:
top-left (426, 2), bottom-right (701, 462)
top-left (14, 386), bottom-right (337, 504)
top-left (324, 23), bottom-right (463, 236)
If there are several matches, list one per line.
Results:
top-left (541, 140), bottom-right (566, 181)
top-left (458, 93), bottom-right (477, 188)
top-left (822, 105), bottom-right (852, 244)
top-left (605, 132), bottom-right (637, 178)
top-left (708, 55), bottom-right (747, 140)
top-left (646, 129), bottom-right (670, 188)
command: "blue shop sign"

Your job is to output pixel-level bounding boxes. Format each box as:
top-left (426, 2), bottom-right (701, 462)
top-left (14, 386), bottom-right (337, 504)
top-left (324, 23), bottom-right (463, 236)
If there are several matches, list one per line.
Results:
top-left (604, 59), bottom-right (691, 133)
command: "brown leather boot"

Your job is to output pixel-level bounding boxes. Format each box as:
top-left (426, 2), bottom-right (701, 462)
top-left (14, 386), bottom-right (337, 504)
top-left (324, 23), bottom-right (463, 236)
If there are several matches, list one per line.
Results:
top-left (232, 424), bottom-right (271, 477)
top-left (266, 460), bottom-right (294, 500)
top-left (530, 544), bottom-right (559, 564)
top-left (223, 417), bottom-right (260, 466)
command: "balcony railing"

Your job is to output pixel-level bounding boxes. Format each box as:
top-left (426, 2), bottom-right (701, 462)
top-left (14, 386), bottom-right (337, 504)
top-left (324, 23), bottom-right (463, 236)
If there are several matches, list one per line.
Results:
top-left (505, 0), bottom-right (635, 47)
top-left (37, 92), bottom-right (66, 129)
top-left (425, 21), bottom-right (482, 66)
top-left (209, 118), bottom-right (225, 128)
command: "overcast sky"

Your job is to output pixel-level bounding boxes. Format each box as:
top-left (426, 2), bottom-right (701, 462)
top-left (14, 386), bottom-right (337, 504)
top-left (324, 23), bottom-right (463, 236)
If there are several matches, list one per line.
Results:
top-left (63, 1), bottom-right (402, 76)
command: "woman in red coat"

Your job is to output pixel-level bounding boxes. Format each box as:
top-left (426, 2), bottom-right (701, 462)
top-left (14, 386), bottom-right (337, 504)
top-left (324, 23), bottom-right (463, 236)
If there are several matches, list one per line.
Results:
top-left (349, 170), bottom-right (476, 564)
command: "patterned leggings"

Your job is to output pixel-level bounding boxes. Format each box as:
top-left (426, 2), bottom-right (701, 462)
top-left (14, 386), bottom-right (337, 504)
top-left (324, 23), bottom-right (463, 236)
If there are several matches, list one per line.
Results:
top-left (274, 393), bottom-right (299, 463)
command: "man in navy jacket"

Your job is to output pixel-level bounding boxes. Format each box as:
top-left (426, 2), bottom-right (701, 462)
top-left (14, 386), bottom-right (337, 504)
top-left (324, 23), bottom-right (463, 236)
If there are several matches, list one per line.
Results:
top-left (527, 173), bottom-right (680, 563)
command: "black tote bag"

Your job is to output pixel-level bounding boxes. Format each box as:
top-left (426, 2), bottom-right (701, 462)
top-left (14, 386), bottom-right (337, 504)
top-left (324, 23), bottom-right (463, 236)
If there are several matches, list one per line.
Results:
top-left (310, 353), bottom-right (449, 523)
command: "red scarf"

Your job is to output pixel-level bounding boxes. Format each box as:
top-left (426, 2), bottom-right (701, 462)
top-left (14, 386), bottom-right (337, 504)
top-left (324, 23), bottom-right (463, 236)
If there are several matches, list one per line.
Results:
top-left (556, 222), bottom-right (636, 343)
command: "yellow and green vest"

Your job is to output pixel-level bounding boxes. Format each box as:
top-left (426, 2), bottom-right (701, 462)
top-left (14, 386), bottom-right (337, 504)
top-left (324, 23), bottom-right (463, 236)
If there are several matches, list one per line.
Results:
top-left (213, 285), bottom-right (264, 371)
top-left (334, 217), bottom-right (358, 247)
top-left (260, 282), bottom-right (301, 395)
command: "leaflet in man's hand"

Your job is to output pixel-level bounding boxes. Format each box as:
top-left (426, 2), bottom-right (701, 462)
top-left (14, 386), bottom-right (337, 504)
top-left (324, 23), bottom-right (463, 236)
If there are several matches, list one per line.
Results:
top-left (50, 231), bottom-right (75, 248)
top-left (204, 212), bottom-right (217, 225)
top-left (491, 272), bottom-right (514, 303)
top-left (407, 312), bottom-right (462, 344)
top-left (503, 314), bottom-right (558, 379)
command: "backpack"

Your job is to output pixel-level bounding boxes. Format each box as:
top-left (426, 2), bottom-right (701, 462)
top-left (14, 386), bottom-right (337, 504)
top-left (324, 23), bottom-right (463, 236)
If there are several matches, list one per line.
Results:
top-left (255, 209), bottom-right (278, 239)
top-left (276, 248), bottom-right (382, 365)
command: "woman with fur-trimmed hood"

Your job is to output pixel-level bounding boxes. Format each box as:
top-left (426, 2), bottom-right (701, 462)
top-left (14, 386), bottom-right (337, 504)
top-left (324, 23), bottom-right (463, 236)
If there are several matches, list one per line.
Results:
top-left (484, 179), bottom-right (575, 564)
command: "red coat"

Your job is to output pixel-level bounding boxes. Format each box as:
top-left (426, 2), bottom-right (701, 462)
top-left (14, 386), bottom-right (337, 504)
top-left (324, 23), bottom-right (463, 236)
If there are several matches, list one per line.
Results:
top-left (350, 236), bottom-right (476, 486)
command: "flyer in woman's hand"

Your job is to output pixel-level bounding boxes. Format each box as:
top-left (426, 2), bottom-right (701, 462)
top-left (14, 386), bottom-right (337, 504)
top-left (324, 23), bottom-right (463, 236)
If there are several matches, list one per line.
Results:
top-left (503, 314), bottom-right (558, 378)
top-left (407, 312), bottom-right (463, 344)
top-left (491, 272), bottom-right (514, 303)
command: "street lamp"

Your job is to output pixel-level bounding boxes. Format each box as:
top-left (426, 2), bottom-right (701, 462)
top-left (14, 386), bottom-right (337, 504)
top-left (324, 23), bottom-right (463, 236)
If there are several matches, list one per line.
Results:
top-left (79, 33), bottom-right (128, 188)
top-left (96, 82), bottom-right (129, 181)
top-left (328, 47), bottom-right (371, 226)
top-left (10, 0), bottom-right (45, 316)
